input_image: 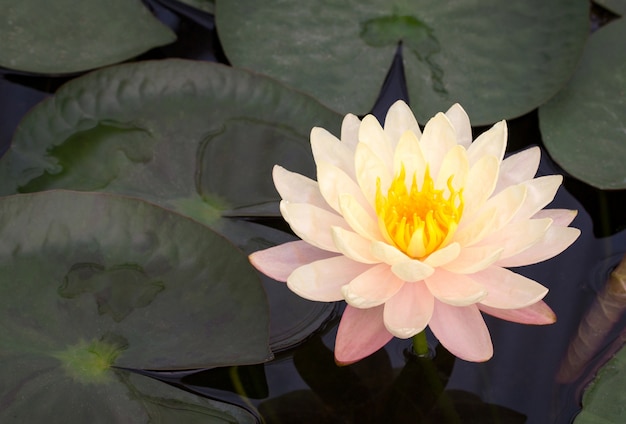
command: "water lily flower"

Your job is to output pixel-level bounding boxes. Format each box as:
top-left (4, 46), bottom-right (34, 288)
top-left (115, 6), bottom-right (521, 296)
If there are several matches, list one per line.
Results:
top-left (249, 100), bottom-right (580, 364)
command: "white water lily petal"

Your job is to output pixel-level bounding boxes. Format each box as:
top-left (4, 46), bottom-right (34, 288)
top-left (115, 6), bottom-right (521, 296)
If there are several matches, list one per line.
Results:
top-left (384, 100), bottom-right (422, 148)
top-left (341, 113), bottom-right (361, 150)
top-left (429, 301), bottom-right (493, 362)
top-left (419, 112), bottom-right (457, 177)
top-left (425, 269), bottom-right (488, 306)
top-left (317, 161), bottom-right (369, 214)
top-left (355, 142), bottom-right (392, 207)
top-left (342, 263), bottom-right (405, 308)
top-left (281, 201), bottom-right (350, 252)
top-left (443, 245), bottom-right (504, 274)
top-left (249, 240), bottom-right (339, 282)
top-left (311, 126), bottom-right (356, 178)
top-left (460, 155), bottom-right (500, 223)
top-left (467, 120), bottom-right (507, 165)
top-left (393, 130), bottom-right (427, 186)
top-left (331, 226), bottom-right (379, 264)
top-left (338, 193), bottom-right (381, 241)
top-left (287, 256), bottom-right (372, 302)
top-left (494, 146), bottom-right (541, 194)
top-left (471, 266), bottom-right (548, 309)
top-left (383, 282), bottom-right (434, 338)
top-left (435, 145), bottom-right (469, 192)
top-left (532, 209), bottom-right (578, 227)
top-left (454, 206), bottom-right (498, 247)
top-left (359, 114), bottom-right (394, 169)
top-left (513, 175), bottom-right (563, 222)
top-left (371, 240), bottom-right (409, 265)
top-left (445, 103), bottom-right (472, 148)
top-left (482, 184), bottom-right (527, 232)
top-left (479, 218), bottom-right (552, 261)
top-left (273, 165), bottom-right (333, 212)
top-left (424, 242), bottom-right (461, 267)
top-left (497, 226), bottom-right (580, 267)
top-left (391, 259), bottom-right (435, 282)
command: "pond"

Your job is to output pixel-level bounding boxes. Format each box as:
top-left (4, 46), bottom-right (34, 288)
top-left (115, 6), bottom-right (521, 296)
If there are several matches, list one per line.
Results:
top-left (1, 1), bottom-right (625, 423)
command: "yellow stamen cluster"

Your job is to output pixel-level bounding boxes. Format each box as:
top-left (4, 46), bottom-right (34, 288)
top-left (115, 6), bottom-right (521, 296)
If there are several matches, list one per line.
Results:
top-left (375, 165), bottom-right (463, 259)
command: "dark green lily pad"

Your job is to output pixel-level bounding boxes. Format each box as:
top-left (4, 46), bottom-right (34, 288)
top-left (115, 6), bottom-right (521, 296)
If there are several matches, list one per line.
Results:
top-left (178, 0), bottom-right (215, 13)
top-left (0, 59), bottom-right (341, 218)
top-left (539, 19), bottom-right (626, 190)
top-left (0, 190), bottom-right (269, 420)
top-left (574, 344), bottom-right (626, 423)
top-left (215, 0), bottom-right (588, 124)
top-left (0, 0), bottom-right (176, 74)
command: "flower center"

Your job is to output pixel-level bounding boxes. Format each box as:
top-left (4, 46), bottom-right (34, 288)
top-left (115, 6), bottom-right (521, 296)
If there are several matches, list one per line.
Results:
top-left (375, 165), bottom-right (463, 259)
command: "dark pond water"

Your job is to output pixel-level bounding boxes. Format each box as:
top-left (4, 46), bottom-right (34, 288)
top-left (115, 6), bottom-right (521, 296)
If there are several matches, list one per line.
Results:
top-left (1, 1), bottom-right (625, 423)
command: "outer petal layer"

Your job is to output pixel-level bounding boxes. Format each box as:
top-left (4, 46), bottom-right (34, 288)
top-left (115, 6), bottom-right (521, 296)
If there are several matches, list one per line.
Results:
top-left (479, 300), bottom-right (556, 325)
top-left (335, 305), bottom-right (394, 365)
top-left (383, 282), bottom-right (434, 338)
top-left (429, 300), bottom-right (493, 362)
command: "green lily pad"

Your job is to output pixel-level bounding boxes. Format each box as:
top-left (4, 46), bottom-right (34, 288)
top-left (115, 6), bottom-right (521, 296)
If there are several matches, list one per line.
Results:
top-left (177, 0), bottom-right (215, 13)
top-left (0, 59), bottom-right (341, 218)
top-left (215, 0), bottom-right (588, 124)
top-left (574, 344), bottom-right (626, 423)
top-left (539, 19), bottom-right (626, 190)
top-left (0, 190), bottom-right (269, 420)
top-left (0, 0), bottom-right (176, 74)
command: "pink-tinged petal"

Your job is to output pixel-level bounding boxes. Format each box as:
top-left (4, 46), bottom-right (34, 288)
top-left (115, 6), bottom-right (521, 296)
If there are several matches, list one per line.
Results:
top-left (383, 282), bottom-right (434, 338)
top-left (287, 256), bottom-right (372, 302)
top-left (331, 226), bottom-right (379, 264)
top-left (338, 193), bottom-right (381, 241)
top-left (445, 103), bottom-right (472, 148)
top-left (249, 240), bottom-right (339, 282)
top-left (469, 266), bottom-right (548, 309)
top-left (494, 146), bottom-right (541, 194)
top-left (425, 268), bottom-right (487, 306)
top-left (532, 209), bottom-right (578, 227)
top-left (391, 259), bottom-right (435, 282)
top-left (355, 142), bottom-right (392, 207)
top-left (359, 114), bottom-right (394, 169)
top-left (280, 201), bottom-right (350, 253)
top-left (442, 245), bottom-right (504, 274)
top-left (317, 161), bottom-right (369, 214)
top-left (342, 263), bottom-right (404, 308)
top-left (384, 100), bottom-right (422, 148)
top-left (393, 130), bottom-right (427, 186)
top-left (429, 300), bottom-right (493, 362)
top-left (424, 242), bottom-right (461, 267)
top-left (310, 126), bottom-right (356, 178)
top-left (435, 145), bottom-right (469, 192)
top-left (512, 175), bottom-right (563, 222)
top-left (273, 166), bottom-right (333, 212)
top-left (477, 218), bottom-right (552, 261)
top-left (419, 112), bottom-right (457, 177)
top-left (460, 155), bottom-right (499, 223)
top-left (335, 305), bottom-right (394, 365)
top-left (481, 184), bottom-right (527, 232)
top-left (341, 113), bottom-right (361, 150)
top-left (496, 226), bottom-right (581, 267)
top-left (478, 300), bottom-right (556, 325)
top-left (467, 120), bottom-right (506, 166)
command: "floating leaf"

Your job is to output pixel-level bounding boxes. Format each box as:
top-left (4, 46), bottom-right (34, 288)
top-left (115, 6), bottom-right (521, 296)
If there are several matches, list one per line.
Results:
top-left (176, 0), bottom-right (215, 14)
top-left (215, 0), bottom-right (588, 124)
top-left (0, 190), bottom-right (269, 420)
top-left (0, 0), bottom-right (176, 74)
top-left (574, 344), bottom-right (626, 423)
top-left (539, 19), bottom-right (626, 189)
top-left (594, 0), bottom-right (626, 16)
top-left (0, 59), bottom-right (341, 218)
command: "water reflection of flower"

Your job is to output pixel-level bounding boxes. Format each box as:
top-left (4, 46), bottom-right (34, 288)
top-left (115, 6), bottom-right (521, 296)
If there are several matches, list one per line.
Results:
top-left (250, 101), bottom-right (580, 364)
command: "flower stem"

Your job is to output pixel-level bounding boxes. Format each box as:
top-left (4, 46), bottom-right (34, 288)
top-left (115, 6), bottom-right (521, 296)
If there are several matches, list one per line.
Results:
top-left (412, 330), bottom-right (429, 357)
